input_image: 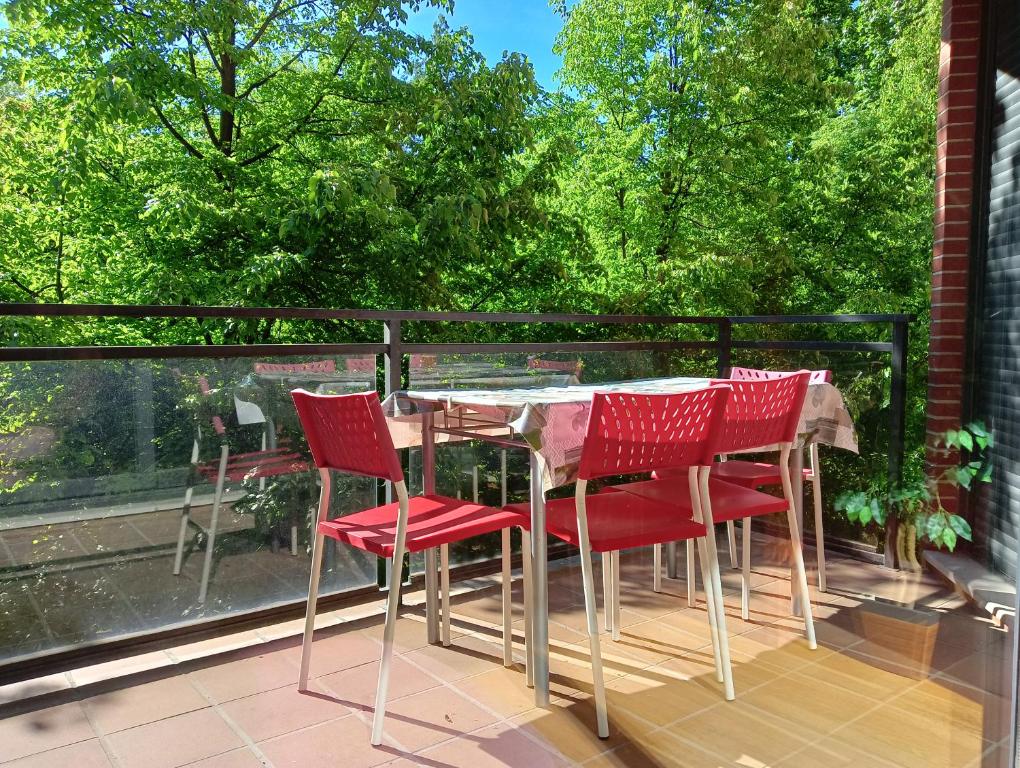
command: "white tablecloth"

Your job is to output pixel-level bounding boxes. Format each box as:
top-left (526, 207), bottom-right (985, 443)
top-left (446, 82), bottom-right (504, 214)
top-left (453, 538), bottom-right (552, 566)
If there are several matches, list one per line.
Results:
top-left (384, 376), bottom-right (858, 491)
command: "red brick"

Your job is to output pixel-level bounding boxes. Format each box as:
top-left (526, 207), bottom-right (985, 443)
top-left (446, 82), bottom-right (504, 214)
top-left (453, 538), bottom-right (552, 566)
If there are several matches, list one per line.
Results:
top-left (930, 303), bottom-right (969, 323)
top-left (949, 19), bottom-right (982, 39)
top-left (929, 334), bottom-right (966, 354)
top-left (926, 397), bottom-right (962, 416)
top-left (940, 54), bottom-right (980, 78)
top-left (939, 220), bottom-right (972, 240)
top-left (934, 243), bottom-right (971, 260)
top-left (932, 270), bottom-right (970, 290)
top-left (937, 171), bottom-right (975, 192)
top-left (942, 188), bottom-right (973, 207)
top-left (943, 153), bottom-right (975, 174)
top-left (940, 104), bottom-right (978, 125)
top-left (932, 255), bottom-right (970, 273)
top-left (931, 285), bottom-right (969, 303)
top-left (929, 318), bottom-right (967, 336)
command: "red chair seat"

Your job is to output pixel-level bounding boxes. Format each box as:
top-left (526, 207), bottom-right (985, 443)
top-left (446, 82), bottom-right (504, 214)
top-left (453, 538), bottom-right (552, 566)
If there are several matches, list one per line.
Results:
top-left (655, 461), bottom-right (812, 488)
top-left (318, 495), bottom-right (518, 557)
top-left (610, 476), bottom-right (788, 523)
top-left (196, 448), bottom-right (310, 483)
top-left (711, 461), bottom-right (783, 488)
top-left (503, 493), bottom-right (707, 553)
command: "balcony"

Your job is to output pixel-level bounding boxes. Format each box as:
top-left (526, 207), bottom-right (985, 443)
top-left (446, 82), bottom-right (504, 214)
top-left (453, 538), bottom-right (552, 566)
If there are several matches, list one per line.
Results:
top-left (1, 547), bottom-right (1011, 767)
top-left (0, 306), bottom-right (1013, 767)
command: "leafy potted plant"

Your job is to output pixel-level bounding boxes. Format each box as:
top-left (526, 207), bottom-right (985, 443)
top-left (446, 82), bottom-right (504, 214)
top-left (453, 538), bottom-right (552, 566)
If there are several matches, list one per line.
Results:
top-left (233, 471), bottom-right (319, 554)
top-left (835, 422), bottom-right (992, 569)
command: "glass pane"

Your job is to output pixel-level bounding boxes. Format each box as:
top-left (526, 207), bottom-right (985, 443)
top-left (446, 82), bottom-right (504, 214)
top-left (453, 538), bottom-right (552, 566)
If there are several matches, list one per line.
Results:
top-left (0, 355), bottom-right (378, 663)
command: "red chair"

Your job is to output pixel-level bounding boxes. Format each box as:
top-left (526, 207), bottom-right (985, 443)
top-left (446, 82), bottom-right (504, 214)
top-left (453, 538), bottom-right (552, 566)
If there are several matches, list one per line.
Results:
top-left (173, 376), bottom-right (310, 603)
top-left (503, 385), bottom-right (735, 737)
top-left (290, 390), bottom-right (520, 746)
top-left (712, 367), bottom-right (832, 594)
top-left (253, 359), bottom-right (337, 375)
top-left (610, 372), bottom-right (817, 647)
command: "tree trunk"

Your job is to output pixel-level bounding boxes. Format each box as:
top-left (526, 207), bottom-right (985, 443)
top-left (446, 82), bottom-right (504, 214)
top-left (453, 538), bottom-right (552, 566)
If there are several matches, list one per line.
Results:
top-left (219, 24), bottom-right (237, 155)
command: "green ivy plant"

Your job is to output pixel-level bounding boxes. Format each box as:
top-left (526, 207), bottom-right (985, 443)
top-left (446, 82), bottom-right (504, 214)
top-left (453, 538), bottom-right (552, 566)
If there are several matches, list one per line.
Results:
top-left (836, 422), bottom-right (992, 563)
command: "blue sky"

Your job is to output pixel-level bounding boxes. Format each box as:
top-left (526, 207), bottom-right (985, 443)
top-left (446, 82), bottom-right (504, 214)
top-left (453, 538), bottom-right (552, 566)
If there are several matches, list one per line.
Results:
top-left (404, 0), bottom-right (564, 89)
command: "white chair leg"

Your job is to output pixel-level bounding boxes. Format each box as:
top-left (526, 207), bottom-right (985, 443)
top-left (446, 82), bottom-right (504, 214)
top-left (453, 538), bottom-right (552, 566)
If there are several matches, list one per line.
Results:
top-left (298, 533), bottom-right (326, 690)
top-left (696, 537), bottom-right (724, 683)
top-left (173, 438), bottom-right (200, 576)
top-left (781, 450), bottom-right (817, 649)
top-left (440, 543), bottom-right (452, 647)
top-left (198, 445), bottom-right (228, 604)
top-left (371, 482), bottom-right (410, 746)
top-left (575, 491), bottom-right (609, 739)
top-left (611, 550), bottom-right (621, 642)
top-left (522, 529), bottom-right (534, 687)
top-left (653, 543), bottom-right (662, 593)
top-left (299, 471), bottom-right (331, 689)
top-left (811, 445), bottom-right (827, 592)
top-left (698, 471), bottom-right (735, 701)
top-left (425, 547), bottom-right (439, 644)
top-left (727, 520), bottom-right (739, 570)
top-left (602, 551), bottom-right (614, 634)
top-left (501, 528), bottom-right (512, 667)
top-left (686, 539), bottom-right (696, 607)
top-left (741, 517), bottom-right (752, 621)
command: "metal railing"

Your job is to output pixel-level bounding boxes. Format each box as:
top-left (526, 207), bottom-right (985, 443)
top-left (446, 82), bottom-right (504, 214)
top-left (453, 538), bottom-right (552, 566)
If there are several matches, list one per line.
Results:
top-left (0, 304), bottom-right (912, 678)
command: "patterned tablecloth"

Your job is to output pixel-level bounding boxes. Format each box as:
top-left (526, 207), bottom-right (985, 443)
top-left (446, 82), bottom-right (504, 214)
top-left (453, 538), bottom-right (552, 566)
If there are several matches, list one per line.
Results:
top-left (383, 376), bottom-right (858, 492)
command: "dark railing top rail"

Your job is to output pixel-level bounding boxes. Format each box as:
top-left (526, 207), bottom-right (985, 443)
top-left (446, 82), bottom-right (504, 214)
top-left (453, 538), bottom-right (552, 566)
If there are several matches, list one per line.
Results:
top-left (0, 302), bottom-right (915, 326)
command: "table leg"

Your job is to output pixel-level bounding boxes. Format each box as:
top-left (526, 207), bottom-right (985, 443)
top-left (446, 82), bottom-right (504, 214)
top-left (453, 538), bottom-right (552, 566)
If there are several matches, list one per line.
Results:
top-left (666, 542), bottom-right (679, 579)
top-left (790, 445), bottom-right (805, 617)
top-left (421, 413), bottom-right (440, 644)
top-left (529, 452), bottom-right (550, 707)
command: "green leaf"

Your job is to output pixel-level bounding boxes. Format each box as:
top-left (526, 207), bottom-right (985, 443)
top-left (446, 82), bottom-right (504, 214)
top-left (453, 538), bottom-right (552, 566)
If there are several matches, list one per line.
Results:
top-left (958, 430), bottom-right (973, 451)
top-left (948, 515), bottom-right (972, 541)
top-left (942, 526), bottom-right (957, 551)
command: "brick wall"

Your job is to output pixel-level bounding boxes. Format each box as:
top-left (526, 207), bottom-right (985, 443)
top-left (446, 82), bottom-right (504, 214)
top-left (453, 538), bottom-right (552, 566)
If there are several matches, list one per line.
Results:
top-left (926, 0), bottom-right (984, 515)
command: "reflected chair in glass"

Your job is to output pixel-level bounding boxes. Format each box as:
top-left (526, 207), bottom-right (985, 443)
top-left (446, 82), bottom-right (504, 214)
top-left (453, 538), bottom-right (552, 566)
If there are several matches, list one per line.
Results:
top-left (173, 375), bottom-right (310, 603)
top-left (504, 386), bottom-right (737, 738)
top-left (608, 372), bottom-right (817, 646)
top-left (290, 389), bottom-right (521, 746)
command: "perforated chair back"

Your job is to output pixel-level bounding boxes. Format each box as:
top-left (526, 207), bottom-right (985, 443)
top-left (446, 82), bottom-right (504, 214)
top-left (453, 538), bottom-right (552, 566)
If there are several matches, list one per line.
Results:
top-left (577, 386), bottom-right (730, 481)
top-left (254, 360), bottom-right (337, 375)
top-left (729, 366), bottom-right (831, 385)
top-left (527, 357), bottom-right (584, 380)
top-left (709, 371), bottom-right (810, 453)
top-left (291, 390), bottom-right (403, 482)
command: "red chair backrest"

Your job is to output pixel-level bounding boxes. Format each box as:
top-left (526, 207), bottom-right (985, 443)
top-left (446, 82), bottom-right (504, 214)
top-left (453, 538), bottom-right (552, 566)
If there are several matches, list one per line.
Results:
top-left (290, 390), bottom-right (403, 482)
top-left (254, 360), bottom-right (337, 375)
top-left (527, 357), bottom-right (583, 380)
top-left (410, 354), bottom-right (437, 370)
top-left (577, 386), bottom-right (730, 481)
top-left (709, 371), bottom-right (811, 453)
top-left (197, 376), bottom-right (227, 436)
top-left (345, 357), bottom-right (375, 373)
top-left (729, 366), bottom-right (831, 385)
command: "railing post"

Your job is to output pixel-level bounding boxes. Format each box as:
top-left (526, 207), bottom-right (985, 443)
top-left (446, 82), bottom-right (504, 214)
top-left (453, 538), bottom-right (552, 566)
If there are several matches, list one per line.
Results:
top-left (382, 319), bottom-right (404, 588)
top-left (383, 319), bottom-right (402, 398)
top-left (885, 318), bottom-right (909, 569)
top-left (717, 318), bottom-right (732, 378)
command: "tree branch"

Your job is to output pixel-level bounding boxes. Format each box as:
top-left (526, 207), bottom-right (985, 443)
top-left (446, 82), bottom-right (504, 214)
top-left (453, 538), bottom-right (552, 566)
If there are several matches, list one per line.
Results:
top-left (238, 4), bottom-right (376, 167)
top-left (186, 34), bottom-right (221, 148)
top-left (237, 46), bottom-right (309, 99)
top-left (150, 101), bottom-right (206, 159)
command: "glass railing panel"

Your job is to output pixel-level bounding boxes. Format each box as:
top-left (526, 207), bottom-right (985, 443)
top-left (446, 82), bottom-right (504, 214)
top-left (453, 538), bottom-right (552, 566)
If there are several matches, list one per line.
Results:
top-left (0, 354), bottom-right (378, 663)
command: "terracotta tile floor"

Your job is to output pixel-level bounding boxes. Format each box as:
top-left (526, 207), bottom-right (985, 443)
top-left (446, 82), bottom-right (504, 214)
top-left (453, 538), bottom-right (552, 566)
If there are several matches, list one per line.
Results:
top-left (0, 541), bottom-right (1013, 768)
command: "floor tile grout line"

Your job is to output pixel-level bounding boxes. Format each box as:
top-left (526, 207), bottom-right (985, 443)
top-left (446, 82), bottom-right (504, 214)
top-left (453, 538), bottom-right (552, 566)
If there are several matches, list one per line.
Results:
top-left (187, 675), bottom-right (280, 768)
top-left (365, 632), bottom-right (584, 766)
top-left (76, 697), bottom-right (126, 768)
